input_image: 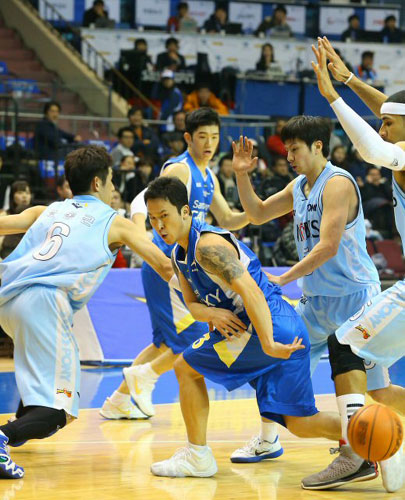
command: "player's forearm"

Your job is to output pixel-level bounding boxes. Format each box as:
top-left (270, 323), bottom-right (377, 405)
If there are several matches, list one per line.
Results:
top-left (218, 210), bottom-right (249, 231)
top-left (241, 287), bottom-right (274, 354)
top-left (134, 243), bottom-right (173, 282)
top-left (235, 173), bottom-right (268, 224)
top-left (347, 76), bottom-right (387, 118)
top-left (188, 301), bottom-right (213, 322)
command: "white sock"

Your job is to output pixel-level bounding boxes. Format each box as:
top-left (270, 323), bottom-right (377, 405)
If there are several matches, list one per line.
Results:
top-left (110, 390), bottom-right (131, 405)
top-left (189, 442), bottom-right (209, 457)
top-left (337, 394), bottom-right (365, 443)
top-left (260, 420), bottom-right (278, 443)
top-left (141, 362), bottom-right (159, 381)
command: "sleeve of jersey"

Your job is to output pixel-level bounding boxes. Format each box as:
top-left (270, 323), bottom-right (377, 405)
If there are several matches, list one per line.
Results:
top-left (330, 97), bottom-right (405, 171)
top-left (130, 188), bottom-right (148, 218)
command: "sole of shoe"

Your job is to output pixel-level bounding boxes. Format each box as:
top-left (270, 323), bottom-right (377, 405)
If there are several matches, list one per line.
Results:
top-left (230, 447), bottom-right (284, 463)
top-left (123, 368), bottom-right (155, 417)
top-left (99, 409), bottom-right (149, 420)
top-left (150, 464), bottom-right (218, 478)
top-left (301, 469), bottom-right (378, 490)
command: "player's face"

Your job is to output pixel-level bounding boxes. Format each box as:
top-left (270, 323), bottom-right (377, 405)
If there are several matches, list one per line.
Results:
top-left (147, 198), bottom-right (186, 245)
top-left (284, 139), bottom-right (320, 174)
top-left (186, 125), bottom-right (220, 163)
top-left (379, 114), bottom-right (405, 144)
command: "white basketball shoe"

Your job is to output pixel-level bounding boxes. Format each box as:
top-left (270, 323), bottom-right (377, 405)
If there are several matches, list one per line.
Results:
top-left (123, 365), bottom-right (156, 417)
top-left (380, 444), bottom-right (404, 493)
top-left (99, 397), bottom-right (149, 420)
top-left (151, 446), bottom-right (218, 478)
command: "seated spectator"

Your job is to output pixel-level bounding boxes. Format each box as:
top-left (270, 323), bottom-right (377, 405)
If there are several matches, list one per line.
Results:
top-left (110, 187), bottom-right (126, 218)
top-left (255, 43), bottom-right (275, 72)
top-left (156, 37), bottom-right (186, 72)
top-left (125, 158), bottom-right (154, 203)
top-left (266, 118), bottom-right (287, 158)
top-left (259, 156), bottom-right (292, 199)
top-left (151, 70), bottom-right (183, 123)
top-left (118, 38), bottom-right (153, 88)
top-left (172, 109), bottom-right (186, 133)
top-left (217, 154), bottom-right (239, 209)
top-left (162, 131), bottom-right (186, 158)
top-left (354, 51), bottom-right (377, 83)
top-left (381, 15), bottom-right (402, 44)
top-left (184, 83), bottom-right (229, 115)
top-left (113, 154), bottom-right (136, 194)
top-left (167, 2), bottom-right (198, 33)
top-left (110, 127), bottom-right (135, 168)
top-left (203, 4), bottom-right (228, 33)
top-left (255, 4), bottom-right (292, 38)
top-left (82, 0), bottom-right (109, 27)
top-left (330, 145), bottom-right (348, 170)
top-left (272, 221), bottom-right (299, 266)
top-left (341, 14), bottom-right (364, 42)
top-left (56, 175), bottom-right (73, 200)
top-left (34, 101), bottom-right (81, 161)
top-left (127, 106), bottom-right (161, 163)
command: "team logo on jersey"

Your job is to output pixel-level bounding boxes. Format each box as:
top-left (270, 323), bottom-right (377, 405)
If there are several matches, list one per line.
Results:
top-left (64, 212), bottom-right (76, 219)
top-left (196, 182), bottom-right (202, 187)
top-left (56, 388), bottom-right (72, 398)
top-left (72, 203), bottom-right (83, 209)
top-left (355, 324), bottom-right (370, 339)
top-left (296, 220), bottom-right (320, 241)
top-left (307, 203), bottom-right (317, 212)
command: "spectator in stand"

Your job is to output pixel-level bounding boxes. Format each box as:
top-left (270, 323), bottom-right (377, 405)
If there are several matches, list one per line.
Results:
top-left (341, 14), bottom-right (364, 42)
top-left (381, 15), bottom-right (403, 44)
top-left (255, 43), bottom-right (275, 71)
top-left (346, 148), bottom-right (373, 186)
top-left (110, 127), bottom-right (135, 168)
top-left (82, 0), bottom-right (109, 27)
top-left (203, 4), bottom-right (228, 33)
top-left (110, 188), bottom-right (129, 268)
top-left (259, 156), bottom-right (293, 199)
top-left (127, 106), bottom-right (161, 164)
top-left (184, 83), bottom-right (229, 115)
top-left (156, 37), bottom-right (186, 72)
top-left (113, 154), bottom-right (136, 195)
top-left (266, 118), bottom-right (287, 158)
top-left (125, 158), bottom-right (154, 203)
top-left (330, 145), bottom-right (348, 170)
top-left (354, 51), bottom-right (377, 83)
top-left (255, 4), bottom-right (292, 38)
top-left (56, 175), bottom-right (72, 200)
top-left (34, 101), bottom-right (81, 161)
top-left (167, 2), bottom-right (198, 33)
top-left (118, 38), bottom-right (153, 89)
top-left (172, 109), bottom-right (186, 133)
top-left (161, 110), bottom-right (187, 152)
top-left (151, 70), bottom-right (183, 123)
top-left (273, 221), bottom-right (299, 266)
top-left (217, 154), bottom-right (239, 209)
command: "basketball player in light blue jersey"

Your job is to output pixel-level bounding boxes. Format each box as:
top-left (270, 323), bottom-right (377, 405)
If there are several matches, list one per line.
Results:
top-left (301, 37), bottom-right (405, 493)
top-left (102, 109), bottom-right (249, 420)
top-left (0, 146), bottom-right (173, 479)
top-left (142, 176), bottom-right (344, 478)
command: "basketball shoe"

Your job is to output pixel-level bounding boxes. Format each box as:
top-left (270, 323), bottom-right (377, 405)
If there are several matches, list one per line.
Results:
top-left (301, 444), bottom-right (378, 490)
top-left (123, 365), bottom-right (156, 417)
top-left (230, 435), bottom-right (283, 463)
top-left (99, 397), bottom-right (149, 420)
top-left (0, 431), bottom-right (24, 479)
top-left (379, 444), bottom-right (404, 493)
top-left (151, 446), bottom-right (218, 477)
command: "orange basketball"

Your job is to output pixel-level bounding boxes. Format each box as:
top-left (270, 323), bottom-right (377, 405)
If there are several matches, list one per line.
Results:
top-left (348, 404), bottom-right (403, 462)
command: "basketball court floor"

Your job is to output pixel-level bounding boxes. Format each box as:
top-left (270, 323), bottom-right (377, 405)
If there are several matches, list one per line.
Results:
top-left (0, 359), bottom-right (404, 500)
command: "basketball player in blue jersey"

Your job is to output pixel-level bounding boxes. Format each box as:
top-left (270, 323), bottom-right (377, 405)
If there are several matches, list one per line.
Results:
top-left (143, 176), bottom-right (343, 478)
top-left (0, 146), bottom-right (173, 479)
top-left (299, 37), bottom-right (405, 493)
top-left (102, 109), bottom-right (249, 420)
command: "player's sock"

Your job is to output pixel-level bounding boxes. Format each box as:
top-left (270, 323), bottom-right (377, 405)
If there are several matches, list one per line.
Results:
top-left (336, 394), bottom-right (365, 443)
top-left (260, 420), bottom-right (278, 443)
top-left (110, 390), bottom-right (131, 406)
top-left (188, 442), bottom-right (209, 458)
top-left (0, 406), bottom-right (67, 446)
top-left (141, 362), bottom-right (159, 381)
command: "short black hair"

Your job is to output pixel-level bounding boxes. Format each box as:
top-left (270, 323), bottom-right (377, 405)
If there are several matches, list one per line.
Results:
top-left (44, 101), bottom-right (61, 115)
top-left (281, 115), bottom-right (331, 157)
top-left (64, 146), bottom-right (111, 196)
top-left (144, 176), bottom-right (188, 214)
top-left (386, 91), bottom-right (405, 105)
top-left (366, 165), bottom-right (380, 175)
top-left (135, 38), bottom-right (147, 48)
top-left (127, 106), bottom-right (143, 119)
top-left (274, 4), bottom-right (287, 14)
top-left (117, 126), bottom-right (134, 139)
top-left (362, 51), bottom-right (374, 59)
top-left (165, 37), bottom-right (179, 49)
top-left (178, 2), bottom-right (188, 10)
top-left (93, 0), bottom-right (104, 6)
top-left (385, 15), bottom-right (396, 23)
top-left (219, 153), bottom-right (233, 168)
top-left (348, 14), bottom-right (359, 23)
top-left (185, 108), bottom-right (220, 136)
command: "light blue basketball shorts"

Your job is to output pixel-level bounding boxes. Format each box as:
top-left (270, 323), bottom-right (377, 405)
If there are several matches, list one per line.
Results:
top-left (336, 279), bottom-right (405, 369)
top-left (295, 284), bottom-right (390, 391)
top-left (0, 285), bottom-right (80, 417)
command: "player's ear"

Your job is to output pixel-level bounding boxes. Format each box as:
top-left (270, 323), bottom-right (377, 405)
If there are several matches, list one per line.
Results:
top-left (182, 205), bottom-right (190, 218)
top-left (184, 132), bottom-right (191, 146)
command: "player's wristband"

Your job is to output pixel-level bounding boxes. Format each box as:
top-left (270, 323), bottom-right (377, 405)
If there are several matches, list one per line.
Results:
top-left (343, 72), bottom-right (354, 85)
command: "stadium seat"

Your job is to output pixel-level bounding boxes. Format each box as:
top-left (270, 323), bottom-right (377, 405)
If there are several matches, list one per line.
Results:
top-left (375, 239), bottom-right (405, 276)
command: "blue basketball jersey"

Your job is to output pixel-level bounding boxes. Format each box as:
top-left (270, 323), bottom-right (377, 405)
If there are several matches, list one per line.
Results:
top-left (393, 176), bottom-right (405, 254)
top-left (173, 219), bottom-right (281, 330)
top-left (153, 150), bottom-right (215, 256)
top-left (0, 195), bottom-right (117, 311)
top-left (292, 162), bottom-right (379, 297)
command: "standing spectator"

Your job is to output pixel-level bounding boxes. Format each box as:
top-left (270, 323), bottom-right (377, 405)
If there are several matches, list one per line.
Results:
top-left (56, 175), bottom-right (73, 200)
top-left (125, 158), bottom-right (154, 203)
top-left (203, 4), bottom-right (228, 33)
top-left (255, 4), bottom-right (292, 38)
top-left (341, 14), bottom-right (363, 42)
top-left (255, 43), bottom-right (275, 72)
top-left (217, 154), bottom-right (239, 209)
top-left (167, 2), bottom-right (198, 33)
top-left (156, 38), bottom-right (186, 72)
top-left (266, 118), bottom-right (287, 158)
top-left (34, 101), bottom-right (81, 161)
top-left (330, 145), bottom-right (348, 170)
top-left (110, 127), bottom-right (135, 168)
top-left (184, 83), bottom-right (229, 115)
top-left (82, 0), bottom-right (109, 27)
top-left (381, 15), bottom-right (402, 44)
top-left (354, 51), bottom-right (377, 83)
top-left (151, 70), bottom-right (183, 123)
top-left (127, 107), bottom-right (161, 163)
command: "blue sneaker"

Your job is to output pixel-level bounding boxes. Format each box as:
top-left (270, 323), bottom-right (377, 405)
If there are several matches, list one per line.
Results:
top-left (0, 431), bottom-right (24, 479)
top-left (230, 435), bottom-right (284, 463)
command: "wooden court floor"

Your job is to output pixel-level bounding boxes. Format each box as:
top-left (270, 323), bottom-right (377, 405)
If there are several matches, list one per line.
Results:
top-left (0, 395), bottom-right (404, 500)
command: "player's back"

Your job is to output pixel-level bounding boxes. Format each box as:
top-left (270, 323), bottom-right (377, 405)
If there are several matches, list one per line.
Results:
top-left (0, 195), bottom-right (117, 310)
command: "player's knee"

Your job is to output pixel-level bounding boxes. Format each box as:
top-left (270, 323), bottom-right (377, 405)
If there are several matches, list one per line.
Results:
top-left (327, 334), bottom-right (365, 380)
top-left (174, 355), bottom-right (202, 380)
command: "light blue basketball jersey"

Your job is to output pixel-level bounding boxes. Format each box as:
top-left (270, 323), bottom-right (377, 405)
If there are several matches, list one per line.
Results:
top-left (293, 162), bottom-right (379, 297)
top-left (173, 219), bottom-right (281, 330)
top-left (0, 195), bottom-right (117, 311)
top-left (393, 176), bottom-right (405, 254)
top-left (153, 150), bottom-right (215, 256)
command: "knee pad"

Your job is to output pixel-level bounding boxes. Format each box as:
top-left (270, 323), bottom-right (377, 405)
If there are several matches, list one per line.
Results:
top-left (327, 334), bottom-right (366, 380)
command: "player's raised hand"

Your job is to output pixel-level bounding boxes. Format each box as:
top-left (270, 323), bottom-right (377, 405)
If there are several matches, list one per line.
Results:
top-left (265, 337), bottom-right (305, 360)
top-left (208, 307), bottom-right (247, 340)
top-left (232, 136), bottom-right (258, 176)
top-left (319, 37), bottom-right (352, 83)
top-left (311, 41), bottom-right (339, 104)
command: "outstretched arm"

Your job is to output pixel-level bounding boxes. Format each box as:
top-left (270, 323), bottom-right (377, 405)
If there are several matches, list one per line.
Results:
top-left (0, 206), bottom-right (47, 235)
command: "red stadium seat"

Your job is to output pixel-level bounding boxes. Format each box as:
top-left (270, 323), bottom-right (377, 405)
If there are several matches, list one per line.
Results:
top-left (375, 240), bottom-right (405, 276)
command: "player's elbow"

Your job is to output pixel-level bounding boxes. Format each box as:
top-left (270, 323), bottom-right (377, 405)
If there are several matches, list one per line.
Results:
top-left (321, 241), bottom-right (339, 260)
